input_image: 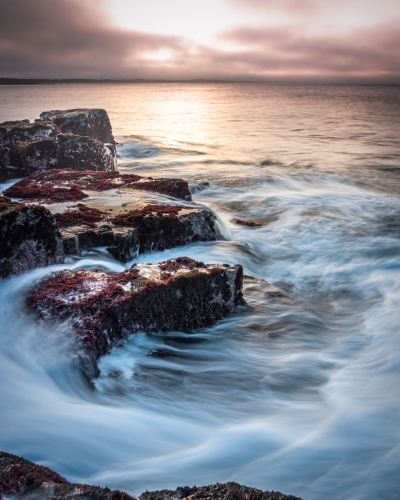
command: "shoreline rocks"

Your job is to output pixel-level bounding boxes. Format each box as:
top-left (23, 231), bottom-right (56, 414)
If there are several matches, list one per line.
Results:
top-left (27, 258), bottom-right (245, 380)
top-left (4, 169), bottom-right (193, 203)
top-left (0, 196), bottom-right (64, 279)
top-left (10, 134), bottom-right (116, 174)
top-left (40, 108), bottom-right (115, 144)
top-left (0, 451), bottom-right (301, 500)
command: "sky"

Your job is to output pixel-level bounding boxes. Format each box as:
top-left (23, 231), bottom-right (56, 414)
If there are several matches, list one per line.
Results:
top-left (0, 0), bottom-right (399, 83)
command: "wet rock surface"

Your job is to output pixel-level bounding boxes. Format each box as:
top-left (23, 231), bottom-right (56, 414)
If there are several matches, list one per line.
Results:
top-left (0, 451), bottom-right (134, 499)
top-left (56, 202), bottom-right (216, 262)
top-left (27, 258), bottom-right (245, 380)
top-left (232, 218), bottom-right (262, 227)
top-left (40, 108), bottom-right (115, 144)
top-left (10, 134), bottom-right (116, 174)
top-left (4, 169), bottom-right (192, 203)
top-left (141, 482), bottom-right (302, 500)
top-left (0, 452), bottom-right (301, 500)
top-left (0, 196), bottom-right (64, 279)
top-left (0, 119), bottom-right (60, 174)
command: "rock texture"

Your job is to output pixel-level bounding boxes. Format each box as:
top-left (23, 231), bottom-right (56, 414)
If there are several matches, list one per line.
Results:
top-left (232, 218), bottom-right (262, 227)
top-left (27, 258), bottom-right (245, 380)
top-left (55, 203), bottom-right (216, 262)
top-left (0, 119), bottom-right (60, 174)
top-left (4, 169), bottom-right (192, 203)
top-left (10, 134), bottom-right (116, 174)
top-left (40, 108), bottom-right (115, 144)
top-left (0, 451), bottom-right (301, 500)
top-left (0, 196), bottom-right (64, 279)
top-left (0, 451), bottom-right (134, 500)
top-left (141, 482), bottom-right (302, 500)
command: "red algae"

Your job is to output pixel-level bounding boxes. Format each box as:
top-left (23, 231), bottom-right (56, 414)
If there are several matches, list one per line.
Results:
top-left (3, 183), bottom-right (87, 203)
top-left (111, 204), bottom-right (182, 226)
top-left (159, 257), bottom-right (204, 272)
top-left (55, 204), bottom-right (105, 228)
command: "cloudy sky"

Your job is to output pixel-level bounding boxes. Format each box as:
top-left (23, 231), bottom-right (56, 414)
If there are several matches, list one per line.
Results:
top-left (1, 0), bottom-right (399, 83)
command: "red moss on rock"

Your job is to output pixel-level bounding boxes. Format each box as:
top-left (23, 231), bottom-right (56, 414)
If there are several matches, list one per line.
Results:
top-left (123, 177), bottom-right (192, 201)
top-left (111, 204), bottom-right (182, 226)
top-left (4, 183), bottom-right (87, 203)
top-left (55, 204), bottom-right (105, 228)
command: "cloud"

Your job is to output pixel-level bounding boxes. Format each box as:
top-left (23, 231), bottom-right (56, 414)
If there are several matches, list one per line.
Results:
top-left (0, 0), bottom-right (399, 83)
top-left (228, 0), bottom-right (322, 15)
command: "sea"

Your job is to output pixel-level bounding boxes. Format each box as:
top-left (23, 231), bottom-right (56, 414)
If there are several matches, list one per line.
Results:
top-left (0, 83), bottom-right (400, 500)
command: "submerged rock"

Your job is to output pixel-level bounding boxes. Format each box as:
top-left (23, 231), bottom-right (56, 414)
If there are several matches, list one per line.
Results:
top-left (0, 451), bottom-right (301, 500)
top-left (0, 451), bottom-right (134, 499)
top-left (4, 169), bottom-right (192, 203)
top-left (10, 134), bottom-right (116, 174)
top-left (0, 196), bottom-right (64, 279)
top-left (0, 119), bottom-right (60, 174)
top-left (40, 108), bottom-right (115, 144)
top-left (55, 203), bottom-right (216, 262)
top-left (232, 218), bottom-right (262, 227)
top-left (27, 258), bottom-right (245, 380)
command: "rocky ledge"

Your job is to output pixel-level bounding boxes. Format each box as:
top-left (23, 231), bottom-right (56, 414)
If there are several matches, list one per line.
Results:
top-left (0, 196), bottom-right (64, 279)
top-left (0, 451), bottom-right (301, 500)
top-left (57, 203), bottom-right (216, 262)
top-left (40, 108), bottom-right (115, 144)
top-left (0, 119), bottom-right (61, 176)
top-left (9, 134), bottom-right (116, 174)
top-left (4, 169), bottom-right (192, 203)
top-left (27, 258), bottom-right (245, 380)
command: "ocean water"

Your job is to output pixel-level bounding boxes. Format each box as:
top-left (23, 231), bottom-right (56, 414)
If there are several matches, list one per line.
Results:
top-left (0, 83), bottom-right (400, 500)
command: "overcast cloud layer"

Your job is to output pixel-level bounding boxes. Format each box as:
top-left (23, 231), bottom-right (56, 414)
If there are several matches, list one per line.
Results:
top-left (0, 0), bottom-right (399, 83)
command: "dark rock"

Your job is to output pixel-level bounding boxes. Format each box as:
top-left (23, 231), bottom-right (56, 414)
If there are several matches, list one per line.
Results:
top-left (0, 119), bottom-right (60, 173)
top-left (0, 451), bottom-right (134, 499)
top-left (27, 258), bottom-right (245, 380)
top-left (141, 482), bottom-right (302, 500)
top-left (53, 202), bottom-right (216, 262)
top-left (232, 218), bottom-right (262, 227)
top-left (10, 134), bottom-right (116, 174)
top-left (0, 197), bottom-right (64, 279)
top-left (39, 108), bottom-right (115, 144)
top-left (4, 169), bottom-right (192, 203)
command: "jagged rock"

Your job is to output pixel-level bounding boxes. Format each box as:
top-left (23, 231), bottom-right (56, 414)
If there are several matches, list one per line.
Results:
top-left (141, 482), bottom-right (302, 500)
top-left (40, 108), bottom-right (115, 144)
top-left (0, 196), bottom-right (64, 279)
top-left (27, 258), bottom-right (245, 380)
top-left (0, 119), bottom-right (60, 174)
top-left (10, 134), bottom-right (116, 174)
top-left (0, 452), bottom-right (301, 500)
top-left (4, 169), bottom-right (192, 203)
top-left (232, 218), bottom-right (262, 227)
top-left (55, 203), bottom-right (216, 262)
top-left (0, 451), bottom-right (134, 500)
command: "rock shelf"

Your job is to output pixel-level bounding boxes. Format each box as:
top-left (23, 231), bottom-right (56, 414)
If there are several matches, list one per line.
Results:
top-left (27, 258), bottom-right (245, 380)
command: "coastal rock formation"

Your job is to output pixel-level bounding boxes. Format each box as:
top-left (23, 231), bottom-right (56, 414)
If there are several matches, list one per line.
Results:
top-left (0, 451), bottom-right (134, 500)
top-left (40, 108), bottom-right (115, 144)
top-left (27, 258), bottom-right (245, 380)
top-left (4, 169), bottom-right (192, 203)
top-left (0, 451), bottom-right (301, 500)
top-left (10, 134), bottom-right (116, 174)
top-left (0, 119), bottom-right (60, 175)
top-left (0, 196), bottom-right (64, 279)
top-left (56, 203), bottom-right (216, 262)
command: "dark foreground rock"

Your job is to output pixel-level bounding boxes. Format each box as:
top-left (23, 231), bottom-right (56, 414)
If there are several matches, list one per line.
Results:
top-left (141, 482), bottom-right (302, 500)
top-left (10, 134), bottom-right (116, 175)
top-left (0, 452), bottom-right (301, 500)
top-left (27, 258), bottom-right (245, 380)
top-left (0, 119), bottom-right (60, 174)
top-left (56, 203), bottom-right (216, 262)
top-left (40, 108), bottom-right (115, 144)
top-left (4, 169), bottom-right (192, 203)
top-left (0, 196), bottom-right (64, 279)
top-left (0, 451), bottom-right (134, 499)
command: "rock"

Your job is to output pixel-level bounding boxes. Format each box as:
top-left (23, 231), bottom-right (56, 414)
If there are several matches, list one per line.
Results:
top-left (4, 169), bottom-right (192, 203)
top-left (232, 218), bottom-right (262, 227)
top-left (54, 202), bottom-right (216, 262)
top-left (39, 108), bottom-right (115, 144)
top-left (27, 258), bottom-right (246, 380)
top-left (10, 134), bottom-right (116, 174)
top-left (0, 119), bottom-right (60, 173)
top-left (0, 451), bottom-right (135, 499)
top-left (0, 196), bottom-right (64, 279)
top-left (0, 451), bottom-right (301, 500)
top-left (141, 482), bottom-right (302, 500)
